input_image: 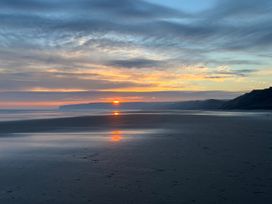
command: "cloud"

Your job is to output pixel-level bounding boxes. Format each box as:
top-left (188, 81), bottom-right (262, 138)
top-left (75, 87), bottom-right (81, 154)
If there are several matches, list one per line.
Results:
top-left (107, 58), bottom-right (165, 68)
top-left (206, 68), bottom-right (258, 79)
top-left (0, 72), bottom-right (151, 91)
top-left (1, 0), bottom-right (272, 54)
top-left (0, 0), bottom-right (271, 107)
top-left (0, 0), bottom-right (187, 19)
top-left (209, 0), bottom-right (272, 19)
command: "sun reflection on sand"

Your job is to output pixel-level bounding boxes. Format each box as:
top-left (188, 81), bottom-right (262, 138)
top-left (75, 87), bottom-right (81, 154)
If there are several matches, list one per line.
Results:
top-left (111, 130), bottom-right (123, 142)
top-left (112, 111), bottom-right (120, 116)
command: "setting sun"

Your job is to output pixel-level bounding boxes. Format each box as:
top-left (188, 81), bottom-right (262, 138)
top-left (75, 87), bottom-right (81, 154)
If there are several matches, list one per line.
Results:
top-left (112, 100), bottom-right (120, 105)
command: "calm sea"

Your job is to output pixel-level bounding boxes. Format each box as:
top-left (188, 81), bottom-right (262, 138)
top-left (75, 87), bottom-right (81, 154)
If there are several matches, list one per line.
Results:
top-left (0, 109), bottom-right (270, 122)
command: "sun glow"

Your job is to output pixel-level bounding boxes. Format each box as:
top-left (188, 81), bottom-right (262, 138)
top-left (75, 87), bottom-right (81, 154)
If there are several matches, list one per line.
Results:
top-left (113, 111), bottom-right (120, 116)
top-left (112, 100), bottom-right (120, 105)
top-left (111, 130), bottom-right (122, 142)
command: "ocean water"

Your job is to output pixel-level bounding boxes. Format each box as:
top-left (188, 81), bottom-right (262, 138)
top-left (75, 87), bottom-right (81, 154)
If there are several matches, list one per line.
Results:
top-left (0, 109), bottom-right (118, 122)
top-left (0, 109), bottom-right (270, 122)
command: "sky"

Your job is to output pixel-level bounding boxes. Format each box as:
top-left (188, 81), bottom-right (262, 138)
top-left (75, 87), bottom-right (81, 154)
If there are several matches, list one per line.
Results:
top-left (0, 0), bottom-right (271, 108)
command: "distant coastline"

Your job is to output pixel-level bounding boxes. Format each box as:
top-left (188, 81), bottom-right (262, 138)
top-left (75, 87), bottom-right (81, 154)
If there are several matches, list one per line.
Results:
top-left (60, 87), bottom-right (272, 111)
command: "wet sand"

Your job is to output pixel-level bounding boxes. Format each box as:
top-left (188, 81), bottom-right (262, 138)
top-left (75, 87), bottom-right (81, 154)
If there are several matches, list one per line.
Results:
top-left (0, 111), bottom-right (272, 203)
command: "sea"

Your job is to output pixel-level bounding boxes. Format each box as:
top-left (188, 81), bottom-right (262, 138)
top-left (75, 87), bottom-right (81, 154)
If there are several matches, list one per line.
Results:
top-left (0, 109), bottom-right (270, 122)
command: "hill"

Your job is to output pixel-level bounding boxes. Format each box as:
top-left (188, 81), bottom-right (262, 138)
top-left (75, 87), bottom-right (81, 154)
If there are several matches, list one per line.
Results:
top-left (222, 87), bottom-right (272, 110)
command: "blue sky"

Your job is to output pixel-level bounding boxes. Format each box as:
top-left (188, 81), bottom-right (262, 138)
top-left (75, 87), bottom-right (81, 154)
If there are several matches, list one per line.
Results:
top-left (0, 0), bottom-right (271, 108)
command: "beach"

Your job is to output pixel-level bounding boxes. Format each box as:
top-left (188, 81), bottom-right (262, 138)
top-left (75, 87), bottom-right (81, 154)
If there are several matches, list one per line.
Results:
top-left (0, 111), bottom-right (272, 203)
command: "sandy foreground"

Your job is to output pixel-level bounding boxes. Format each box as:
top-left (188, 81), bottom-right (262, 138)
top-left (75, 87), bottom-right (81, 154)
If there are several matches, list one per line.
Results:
top-left (0, 111), bottom-right (272, 204)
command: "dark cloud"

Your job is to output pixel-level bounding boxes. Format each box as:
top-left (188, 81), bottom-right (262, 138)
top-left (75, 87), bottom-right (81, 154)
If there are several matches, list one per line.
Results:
top-left (107, 58), bottom-right (165, 68)
top-left (0, 0), bottom-right (51, 10)
top-left (210, 0), bottom-right (272, 19)
top-left (0, 0), bottom-right (187, 19)
top-left (0, 72), bottom-right (150, 91)
top-left (206, 69), bottom-right (258, 79)
top-left (208, 59), bottom-right (263, 66)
